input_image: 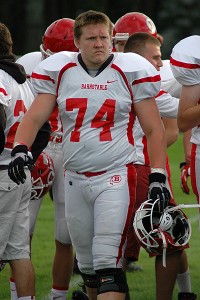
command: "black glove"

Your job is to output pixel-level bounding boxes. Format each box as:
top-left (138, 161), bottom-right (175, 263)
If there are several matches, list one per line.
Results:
top-left (147, 172), bottom-right (171, 212)
top-left (8, 144), bottom-right (33, 185)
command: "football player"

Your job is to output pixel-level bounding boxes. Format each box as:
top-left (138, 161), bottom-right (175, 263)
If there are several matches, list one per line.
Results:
top-left (16, 18), bottom-right (78, 300)
top-left (8, 9), bottom-right (170, 300)
top-left (0, 22), bottom-right (35, 300)
top-left (124, 32), bottom-right (197, 300)
top-left (170, 35), bottom-right (200, 221)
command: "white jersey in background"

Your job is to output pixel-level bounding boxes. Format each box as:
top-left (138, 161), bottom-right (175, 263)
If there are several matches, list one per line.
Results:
top-left (170, 35), bottom-right (200, 146)
top-left (17, 51), bottom-right (42, 78)
top-left (133, 91), bottom-right (178, 165)
top-left (17, 52), bottom-right (63, 139)
top-left (31, 51), bottom-right (161, 173)
top-left (134, 61), bottom-right (179, 166)
top-left (0, 70), bottom-right (34, 165)
top-left (160, 59), bottom-right (182, 98)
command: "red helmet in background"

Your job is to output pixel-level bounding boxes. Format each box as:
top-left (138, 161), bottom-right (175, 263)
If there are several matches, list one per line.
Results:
top-left (113, 12), bottom-right (157, 42)
top-left (31, 152), bottom-right (55, 201)
top-left (40, 18), bottom-right (78, 58)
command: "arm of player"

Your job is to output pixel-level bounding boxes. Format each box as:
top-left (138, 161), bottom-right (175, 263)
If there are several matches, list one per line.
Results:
top-left (135, 97), bottom-right (170, 211)
top-left (178, 84), bottom-right (200, 132)
top-left (8, 93), bottom-right (56, 184)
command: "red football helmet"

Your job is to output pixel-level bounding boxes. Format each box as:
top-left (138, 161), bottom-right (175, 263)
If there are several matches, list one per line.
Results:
top-left (40, 18), bottom-right (78, 58)
top-left (113, 12), bottom-right (157, 42)
top-left (133, 199), bottom-right (191, 266)
top-left (31, 152), bottom-right (55, 201)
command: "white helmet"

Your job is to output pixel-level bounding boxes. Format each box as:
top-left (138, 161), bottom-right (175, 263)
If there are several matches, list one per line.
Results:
top-left (133, 199), bottom-right (191, 266)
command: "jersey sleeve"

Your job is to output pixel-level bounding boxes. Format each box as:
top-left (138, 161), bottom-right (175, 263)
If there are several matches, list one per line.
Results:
top-left (155, 90), bottom-right (178, 118)
top-left (117, 53), bottom-right (161, 103)
top-left (170, 35), bottom-right (200, 86)
top-left (31, 51), bottom-right (74, 96)
top-left (31, 63), bottom-right (58, 96)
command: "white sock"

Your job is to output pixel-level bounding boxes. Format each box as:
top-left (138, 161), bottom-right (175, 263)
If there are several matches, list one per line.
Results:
top-left (50, 287), bottom-right (68, 300)
top-left (18, 297), bottom-right (35, 300)
top-left (176, 269), bottom-right (191, 293)
top-left (10, 278), bottom-right (18, 300)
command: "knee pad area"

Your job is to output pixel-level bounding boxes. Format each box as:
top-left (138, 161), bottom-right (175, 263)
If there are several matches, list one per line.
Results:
top-left (96, 268), bottom-right (128, 294)
top-left (80, 272), bottom-right (99, 289)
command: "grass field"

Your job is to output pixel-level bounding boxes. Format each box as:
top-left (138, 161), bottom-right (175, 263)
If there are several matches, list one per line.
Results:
top-left (1, 133), bottom-right (200, 299)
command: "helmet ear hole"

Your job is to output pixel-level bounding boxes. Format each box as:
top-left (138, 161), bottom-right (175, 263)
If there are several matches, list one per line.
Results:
top-left (30, 152), bottom-right (55, 200)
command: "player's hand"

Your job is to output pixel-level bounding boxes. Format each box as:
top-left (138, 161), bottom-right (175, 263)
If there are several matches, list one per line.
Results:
top-left (147, 172), bottom-right (171, 212)
top-left (8, 144), bottom-right (33, 185)
top-left (180, 162), bottom-right (190, 194)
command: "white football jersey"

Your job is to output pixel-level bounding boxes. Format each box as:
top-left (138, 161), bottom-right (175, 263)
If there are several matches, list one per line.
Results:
top-left (0, 69), bottom-right (34, 164)
top-left (170, 35), bottom-right (200, 86)
top-left (17, 51), bottom-right (42, 79)
top-left (17, 51), bottom-right (63, 138)
top-left (31, 51), bottom-right (161, 172)
top-left (160, 59), bottom-right (182, 98)
top-left (170, 35), bottom-right (200, 145)
top-left (134, 89), bottom-right (178, 165)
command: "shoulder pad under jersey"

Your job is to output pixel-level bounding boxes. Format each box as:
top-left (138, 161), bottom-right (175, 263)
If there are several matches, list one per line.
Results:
top-left (17, 52), bottom-right (42, 78)
top-left (170, 35), bottom-right (200, 85)
top-left (113, 52), bottom-right (158, 74)
top-left (38, 51), bottom-right (77, 72)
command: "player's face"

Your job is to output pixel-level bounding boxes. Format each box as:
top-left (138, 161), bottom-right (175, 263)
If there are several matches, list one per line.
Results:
top-left (143, 43), bottom-right (163, 71)
top-left (76, 23), bottom-right (112, 69)
top-left (114, 40), bottom-right (126, 52)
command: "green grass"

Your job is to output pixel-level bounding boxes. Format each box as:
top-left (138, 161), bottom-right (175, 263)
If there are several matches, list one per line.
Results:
top-left (1, 133), bottom-right (200, 299)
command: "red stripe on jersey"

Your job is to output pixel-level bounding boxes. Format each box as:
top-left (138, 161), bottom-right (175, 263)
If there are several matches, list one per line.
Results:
top-left (31, 72), bottom-right (55, 84)
top-left (111, 63), bottom-right (134, 99)
top-left (111, 63), bottom-right (135, 145)
top-left (49, 106), bottom-right (63, 133)
top-left (142, 135), bottom-right (150, 166)
top-left (127, 104), bottom-right (135, 146)
top-left (0, 87), bottom-right (8, 96)
top-left (116, 163), bottom-right (136, 266)
top-left (56, 62), bottom-right (77, 96)
top-left (170, 56), bottom-right (200, 69)
top-left (132, 74), bottom-right (161, 85)
top-left (190, 143), bottom-right (199, 202)
top-left (156, 89), bottom-right (167, 98)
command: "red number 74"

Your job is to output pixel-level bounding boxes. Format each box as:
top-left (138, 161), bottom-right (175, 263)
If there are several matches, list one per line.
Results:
top-left (66, 98), bottom-right (116, 142)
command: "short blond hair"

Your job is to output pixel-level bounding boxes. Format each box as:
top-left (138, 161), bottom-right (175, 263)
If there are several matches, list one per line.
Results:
top-left (74, 10), bottom-right (113, 41)
top-left (124, 32), bottom-right (161, 55)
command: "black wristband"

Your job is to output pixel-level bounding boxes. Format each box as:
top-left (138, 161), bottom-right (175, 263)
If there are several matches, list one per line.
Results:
top-left (11, 144), bottom-right (28, 157)
top-left (149, 172), bottom-right (166, 184)
top-left (179, 162), bottom-right (187, 169)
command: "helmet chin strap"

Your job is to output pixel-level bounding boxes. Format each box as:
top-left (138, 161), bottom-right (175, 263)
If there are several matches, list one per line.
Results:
top-left (159, 230), bottom-right (167, 267)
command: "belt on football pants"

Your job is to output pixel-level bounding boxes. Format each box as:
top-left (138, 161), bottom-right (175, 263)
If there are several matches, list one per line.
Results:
top-left (76, 163), bottom-right (134, 177)
top-left (76, 170), bottom-right (107, 177)
top-left (0, 165), bottom-right (8, 170)
top-left (49, 135), bottom-right (63, 143)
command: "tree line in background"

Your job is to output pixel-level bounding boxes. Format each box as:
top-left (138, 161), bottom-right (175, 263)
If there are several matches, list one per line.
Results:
top-left (0, 0), bottom-right (200, 58)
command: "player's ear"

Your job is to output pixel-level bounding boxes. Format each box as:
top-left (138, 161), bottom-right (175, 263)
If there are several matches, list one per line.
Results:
top-left (74, 38), bottom-right (80, 50)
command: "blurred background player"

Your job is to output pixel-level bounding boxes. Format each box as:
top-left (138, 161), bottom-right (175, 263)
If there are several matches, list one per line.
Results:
top-left (123, 32), bottom-right (197, 300)
top-left (0, 22), bottom-right (36, 300)
top-left (17, 18), bottom-right (79, 300)
top-left (112, 11), bottom-right (196, 300)
top-left (160, 60), bottom-right (192, 196)
top-left (170, 35), bottom-right (200, 226)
